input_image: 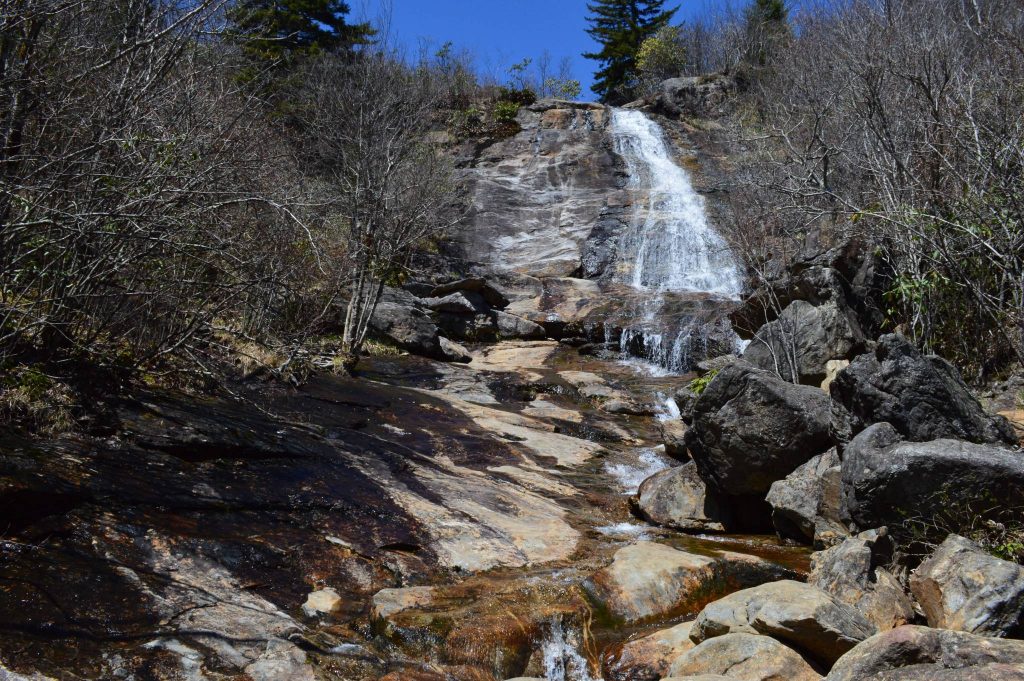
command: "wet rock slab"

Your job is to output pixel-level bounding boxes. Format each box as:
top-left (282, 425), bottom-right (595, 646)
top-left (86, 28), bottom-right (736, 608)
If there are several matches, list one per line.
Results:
top-left (584, 541), bottom-right (800, 625)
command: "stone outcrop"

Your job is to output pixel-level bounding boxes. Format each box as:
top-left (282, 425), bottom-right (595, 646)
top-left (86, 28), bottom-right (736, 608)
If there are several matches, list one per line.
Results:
top-left (825, 626), bottom-right (1024, 681)
top-left (840, 422), bottom-right (1024, 534)
top-left (654, 74), bottom-right (738, 118)
top-left (766, 448), bottom-right (845, 545)
top-left (742, 300), bottom-right (865, 386)
top-left (731, 239), bottom-right (885, 343)
top-left (455, 102), bottom-right (619, 279)
top-left (633, 462), bottom-right (727, 533)
top-left (810, 528), bottom-right (915, 632)
top-left (685, 363), bottom-right (836, 501)
top-left (668, 633), bottom-right (822, 681)
top-left (602, 621), bottom-right (696, 681)
top-left (690, 580), bottom-right (878, 666)
top-left (584, 542), bottom-right (798, 625)
top-left (910, 534), bottom-right (1024, 637)
top-left (830, 334), bottom-right (1017, 445)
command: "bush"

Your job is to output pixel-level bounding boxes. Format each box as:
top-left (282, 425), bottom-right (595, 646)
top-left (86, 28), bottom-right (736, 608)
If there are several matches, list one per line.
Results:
top-left (687, 368), bottom-right (719, 395)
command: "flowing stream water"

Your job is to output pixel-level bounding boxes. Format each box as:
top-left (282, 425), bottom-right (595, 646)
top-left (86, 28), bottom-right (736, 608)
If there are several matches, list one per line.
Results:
top-left (609, 109), bottom-right (743, 372)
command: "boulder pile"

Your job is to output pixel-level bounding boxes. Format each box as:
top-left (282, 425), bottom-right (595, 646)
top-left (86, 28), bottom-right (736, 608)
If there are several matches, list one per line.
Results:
top-left (613, 239), bottom-right (1024, 681)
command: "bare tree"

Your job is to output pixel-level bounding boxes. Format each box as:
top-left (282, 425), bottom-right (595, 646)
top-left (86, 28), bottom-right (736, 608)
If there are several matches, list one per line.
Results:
top-left (293, 51), bottom-right (459, 369)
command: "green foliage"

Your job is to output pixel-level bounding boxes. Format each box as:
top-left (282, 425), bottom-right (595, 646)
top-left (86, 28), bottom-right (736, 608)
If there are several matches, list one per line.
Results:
top-left (687, 368), bottom-right (718, 395)
top-left (881, 198), bottom-right (1023, 379)
top-left (496, 86), bottom-right (537, 106)
top-left (747, 0), bottom-right (788, 24)
top-left (228, 0), bottom-right (374, 66)
top-left (583, 0), bottom-right (678, 103)
top-left (492, 100), bottom-right (521, 122)
top-left (636, 25), bottom-right (686, 94)
top-left (543, 77), bottom-right (583, 100)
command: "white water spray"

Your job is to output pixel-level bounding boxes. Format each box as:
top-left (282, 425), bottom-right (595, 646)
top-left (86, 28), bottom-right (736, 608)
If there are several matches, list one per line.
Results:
top-left (610, 109), bottom-right (742, 297)
top-left (541, 619), bottom-right (600, 681)
top-left (608, 109), bottom-right (744, 372)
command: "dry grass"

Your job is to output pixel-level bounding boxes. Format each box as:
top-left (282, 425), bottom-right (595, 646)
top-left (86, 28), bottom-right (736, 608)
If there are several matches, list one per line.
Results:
top-left (0, 367), bottom-right (76, 435)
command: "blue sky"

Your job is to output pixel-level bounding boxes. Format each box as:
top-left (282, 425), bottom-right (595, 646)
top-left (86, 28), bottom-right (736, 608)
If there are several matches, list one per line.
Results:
top-left (353, 1), bottom-right (736, 101)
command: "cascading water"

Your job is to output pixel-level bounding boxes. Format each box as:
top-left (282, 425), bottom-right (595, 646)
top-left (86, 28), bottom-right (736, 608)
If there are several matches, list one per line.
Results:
top-left (540, 619), bottom-right (600, 681)
top-left (611, 109), bottom-right (742, 296)
top-left (608, 109), bottom-right (744, 372)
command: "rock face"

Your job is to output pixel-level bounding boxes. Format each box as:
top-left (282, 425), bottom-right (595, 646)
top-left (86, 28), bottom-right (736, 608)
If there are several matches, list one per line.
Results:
top-left (633, 462), bottom-right (727, 533)
top-left (584, 542), bottom-right (798, 625)
top-left (910, 534), bottom-right (1024, 637)
top-left (690, 580), bottom-right (878, 666)
top-left (840, 422), bottom-right (1024, 533)
top-left (685, 363), bottom-right (836, 500)
top-left (810, 528), bottom-right (915, 632)
top-left (602, 621), bottom-right (696, 681)
top-left (825, 626), bottom-right (1024, 681)
top-left (455, 102), bottom-right (620, 278)
top-left (766, 448), bottom-right (845, 545)
top-left (742, 300), bottom-right (864, 386)
top-left (654, 74), bottom-right (737, 118)
top-left (830, 334), bottom-right (1017, 445)
top-left (668, 633), bottom-right (822, 681)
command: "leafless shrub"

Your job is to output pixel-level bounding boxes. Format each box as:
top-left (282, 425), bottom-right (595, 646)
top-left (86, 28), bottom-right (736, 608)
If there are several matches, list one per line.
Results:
top-left (731, 0), bottom-right (1024, 378)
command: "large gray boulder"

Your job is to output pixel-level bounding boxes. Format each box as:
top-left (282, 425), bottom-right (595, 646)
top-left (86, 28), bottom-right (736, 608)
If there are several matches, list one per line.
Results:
top-left (668, 633), bottom-right (822, 681)
top-left (494, 310), bottom-right (546, 339)
top-left (742, 300), bottom-right (864, 386)
top-left (684, 363), bottom-right (836, 500)
top-left (633, 463), bottom-right (727, 533)
top-left (429, 277), bottom-right (509, 309)
top-left (369, 300), bottom-right (444, 359)
top-left (690, 580), bottom-right (877, 666)
top-left (840, 423), bottom-right (1024, 534)
top-left (910, 534), bottom-right (1024, 637)
top-left (655, 74), bottom-right (737, 118)
top-left (810, 528), bottom-right (915, 632)
top-left (731, 239), bottom-right (885, 341)
top-left (825, 626), bottom-right (1024, 681)
top-left (830, 334), bottom-right (1017, 445)
top-left (766, 448), bottom-right (846, 545)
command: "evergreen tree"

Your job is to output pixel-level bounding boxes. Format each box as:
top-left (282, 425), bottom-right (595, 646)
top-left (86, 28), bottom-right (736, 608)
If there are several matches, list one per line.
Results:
top-left (583, 0), bottom-right (678, 103)
top-left (744, 0), bottom-right (788, 66)
top-left (229, 0), bottom-right (374, 66)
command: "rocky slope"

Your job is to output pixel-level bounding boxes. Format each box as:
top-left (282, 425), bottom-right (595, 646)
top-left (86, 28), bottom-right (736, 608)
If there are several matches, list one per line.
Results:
top-left (2, 93), bottom-right (1024, 681)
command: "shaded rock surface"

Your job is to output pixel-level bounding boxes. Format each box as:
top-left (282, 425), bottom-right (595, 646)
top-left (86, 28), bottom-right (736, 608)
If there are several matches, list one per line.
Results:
top-left (654, 74), bottom-right (737, 118)
top-left (685, 362), bottom-right (836, 499)
top-left (633, 462), bottom-right (727, 533)
top-left (731, 240), bottom-right (885, 342)
top-left (810, 528), bottom-right (915, 632)
top-left (691, 580), bottom-right (877, 666)
top-left (825, 626), bottom-right (1024, 681)
top-left (742, 300), bottom-right (864, 386)
top-left (668, 632), bottom-right (822, 681)
top-left (830, 334), bottom-right (1017, 445)
top-left (910, 534), bottom-right (1024, 637)
top-left (766, 448), bottom-right (845, 545)
top-left (840, 422), bottom-right (1024, 534)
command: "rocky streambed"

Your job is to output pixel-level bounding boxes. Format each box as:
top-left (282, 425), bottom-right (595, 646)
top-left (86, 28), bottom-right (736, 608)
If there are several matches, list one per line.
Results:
top-left (4, 95), bottom-right (1024, 681)
top-left (0, 339), bottom-right (812, 680)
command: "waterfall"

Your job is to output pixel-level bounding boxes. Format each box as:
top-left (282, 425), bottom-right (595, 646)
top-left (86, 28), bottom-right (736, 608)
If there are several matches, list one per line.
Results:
top-left (608, 109), bottom-right (743, 372)
top-left (540, 619), bottom-right (599, 681)
top-left (610, 109), bottom-right (742, 297)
